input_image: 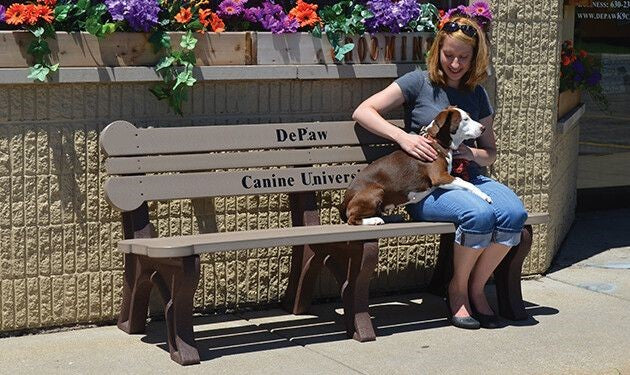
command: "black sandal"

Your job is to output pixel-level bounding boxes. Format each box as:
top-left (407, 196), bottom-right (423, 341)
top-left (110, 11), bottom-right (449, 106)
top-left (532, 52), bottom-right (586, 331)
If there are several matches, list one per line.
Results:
top-left (445, 293), bottom-right (480, 330)
top-left (470, 300), bottom-right (501, 329)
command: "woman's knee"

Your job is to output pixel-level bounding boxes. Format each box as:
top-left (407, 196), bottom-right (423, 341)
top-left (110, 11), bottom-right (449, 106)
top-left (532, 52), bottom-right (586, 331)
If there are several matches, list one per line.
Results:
top-left (458, 204), bottom-right (496, 233)
top-left (496, 205), bottom-right (528, 232)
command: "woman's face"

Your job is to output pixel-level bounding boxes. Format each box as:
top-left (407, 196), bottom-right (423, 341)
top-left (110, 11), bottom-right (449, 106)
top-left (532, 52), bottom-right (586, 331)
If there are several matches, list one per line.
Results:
top-left (439, 34), bottom-right (474, 88)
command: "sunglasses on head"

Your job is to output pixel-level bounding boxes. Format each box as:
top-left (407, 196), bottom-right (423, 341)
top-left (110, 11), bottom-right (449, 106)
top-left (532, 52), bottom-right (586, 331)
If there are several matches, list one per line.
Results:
top-left (442, 22), bottom-right (478, 38)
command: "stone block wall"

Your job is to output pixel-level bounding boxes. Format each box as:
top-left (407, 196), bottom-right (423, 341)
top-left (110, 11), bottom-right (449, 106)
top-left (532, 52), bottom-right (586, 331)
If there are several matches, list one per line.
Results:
top-left (488, 0), bottom-right (566, 272)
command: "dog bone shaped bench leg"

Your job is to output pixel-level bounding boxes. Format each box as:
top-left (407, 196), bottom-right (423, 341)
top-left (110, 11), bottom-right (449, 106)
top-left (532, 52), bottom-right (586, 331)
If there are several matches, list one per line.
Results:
top-left (338, 241), bottom-right (379, 342)
top-left (117, 253), bottom-right (202, 366)
top-left (283, 240), bottom-right (379, 342)
top-left (283, 192), bottom-right (378, 342)
top-left (282, 243), bottom-right (326, 315)
top-left (118, 253), bottom-right (153, 335)
top-left (494, 225), bottom-right (533, 320)
top-left (282, 192), bottom-right (326, 315)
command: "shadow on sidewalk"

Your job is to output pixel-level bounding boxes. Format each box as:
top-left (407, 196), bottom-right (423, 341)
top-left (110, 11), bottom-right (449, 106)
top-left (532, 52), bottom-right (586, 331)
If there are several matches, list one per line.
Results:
top-left (139, 292), bottom-right (558, 362)
top-left (549, 208), bottom-right (630, 273)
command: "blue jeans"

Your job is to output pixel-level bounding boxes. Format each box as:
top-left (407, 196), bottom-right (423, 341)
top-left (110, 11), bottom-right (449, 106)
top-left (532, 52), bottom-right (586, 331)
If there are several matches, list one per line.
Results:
top-left (406, 175), bottom-right (527, 249)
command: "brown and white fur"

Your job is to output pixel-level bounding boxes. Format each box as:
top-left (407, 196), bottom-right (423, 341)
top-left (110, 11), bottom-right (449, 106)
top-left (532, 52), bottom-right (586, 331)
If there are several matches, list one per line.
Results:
top-left (341, 106), bottom-right (492, 225)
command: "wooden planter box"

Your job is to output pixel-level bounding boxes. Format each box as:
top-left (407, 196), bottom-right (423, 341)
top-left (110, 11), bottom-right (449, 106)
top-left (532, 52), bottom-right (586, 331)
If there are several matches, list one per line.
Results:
top-left (0, 31), bottom-right (253, 67)
top-left (0, 30), bottom-right (433, 68)
top-left (254, 32), bottom-right (434, 65)
top-left (558, 90), bottom-right (581, 119)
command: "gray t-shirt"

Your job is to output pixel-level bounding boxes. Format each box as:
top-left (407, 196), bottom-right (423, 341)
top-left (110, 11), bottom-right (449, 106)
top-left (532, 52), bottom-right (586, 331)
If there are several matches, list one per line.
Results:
top-left (394, 69), bottom-right (493, 132)
top-left (394, 69), bottom-right (494, 175)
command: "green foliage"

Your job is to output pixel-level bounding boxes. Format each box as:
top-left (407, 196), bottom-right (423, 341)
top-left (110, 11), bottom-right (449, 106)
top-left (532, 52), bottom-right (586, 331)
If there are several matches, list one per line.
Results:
top-left (314, 1), bottom-right (373, 61)
top-left (25, 0), bottom-right (117, 82)
top-left (53, 0), bottom-right (116, 36)
top-left (150, 29), bottom-right (198, 116)
top-left (406, 3), bottom-right (440, 33)
top-left (26, 24), bottom-right (57, 82)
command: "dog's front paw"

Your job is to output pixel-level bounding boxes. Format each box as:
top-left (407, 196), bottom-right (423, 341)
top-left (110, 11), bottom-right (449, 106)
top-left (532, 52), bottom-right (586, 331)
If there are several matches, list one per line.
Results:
top-left (473, 191), bottom-right (493, 204)
top-left (361, 217), bottom-right (385, 225)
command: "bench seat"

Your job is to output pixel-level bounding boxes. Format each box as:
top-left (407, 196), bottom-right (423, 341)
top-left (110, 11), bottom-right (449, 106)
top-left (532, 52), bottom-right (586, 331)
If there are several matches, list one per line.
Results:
top-left (119, 213), bottom-right (548, 257)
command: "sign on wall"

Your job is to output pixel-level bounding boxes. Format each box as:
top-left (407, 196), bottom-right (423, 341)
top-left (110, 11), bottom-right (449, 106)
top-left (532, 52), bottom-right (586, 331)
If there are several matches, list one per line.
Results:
top-left (575, 1), bottom-right (630, 39)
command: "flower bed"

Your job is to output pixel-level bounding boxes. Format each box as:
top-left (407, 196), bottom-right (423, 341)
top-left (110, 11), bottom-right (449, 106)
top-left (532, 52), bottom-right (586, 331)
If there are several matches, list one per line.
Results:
top-left (0, 0), bottom-right (497, 113)
top-left (559, 39), bottom-right (607, 117)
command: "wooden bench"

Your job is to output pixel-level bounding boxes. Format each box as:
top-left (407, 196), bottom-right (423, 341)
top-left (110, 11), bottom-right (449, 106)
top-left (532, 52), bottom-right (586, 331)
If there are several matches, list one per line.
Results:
top-left (100, 119), bottom-right (548, 365)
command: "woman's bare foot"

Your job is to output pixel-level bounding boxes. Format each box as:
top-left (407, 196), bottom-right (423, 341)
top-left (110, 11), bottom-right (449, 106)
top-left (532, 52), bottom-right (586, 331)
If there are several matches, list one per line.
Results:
top-left (448, 282), bottom-right (473, 318)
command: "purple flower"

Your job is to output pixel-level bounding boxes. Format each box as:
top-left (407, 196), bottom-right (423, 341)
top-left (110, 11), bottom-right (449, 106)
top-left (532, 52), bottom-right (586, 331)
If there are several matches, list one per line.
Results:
top-left (574, 74), bottom-right (583, 83)
top-left (243, 7), bottom-right (261, 23)
top-left (218, 0), bottom-right (244, 18)
top-left (105, 0), bottom-right (125, 21)
top-left (441, 1), bottom-right (493, 31)
top-left (105, 0), bottom-right (160, 32)
top-left (572, 60), bottom-right (585, 75)
top-left (365, 0), bottom-right (419, 33)
top-left (0, 5), bottom-right (6, 23)
top-left (444, 6), bottom-right (465, 20)
top-left (586, 71), bottom-right (601, 86)
top-left (248, 1), bottom-right (298, 34)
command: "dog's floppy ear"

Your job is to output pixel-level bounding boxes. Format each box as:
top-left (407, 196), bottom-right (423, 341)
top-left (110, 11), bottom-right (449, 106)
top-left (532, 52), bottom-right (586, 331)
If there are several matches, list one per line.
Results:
top-left (434, 109), bottom-right (450, 128)
top-left (448, 108), bottom-right (462, 134)
top-left (427, 109), bottom-right (450, 137)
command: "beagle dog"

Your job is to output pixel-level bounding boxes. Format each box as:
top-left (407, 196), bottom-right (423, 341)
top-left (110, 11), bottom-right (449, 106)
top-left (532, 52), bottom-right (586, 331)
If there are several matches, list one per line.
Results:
top-left (341, 106), bottom-right (492, 225)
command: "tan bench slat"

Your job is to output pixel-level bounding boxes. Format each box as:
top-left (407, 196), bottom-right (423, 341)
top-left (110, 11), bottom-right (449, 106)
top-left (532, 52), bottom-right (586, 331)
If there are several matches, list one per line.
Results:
top-left (121, 222), bottom-right (457, 257)
top-left (105, 164), bottom-right (367, 211)
top-left (100, 120), bottom-right (402, 156)
top-left (523, 212), bottom-right (549, 226)
top-left (105, 145), bottom-right (397, 174)
top-left (119, 213), bottom-right (549, 258)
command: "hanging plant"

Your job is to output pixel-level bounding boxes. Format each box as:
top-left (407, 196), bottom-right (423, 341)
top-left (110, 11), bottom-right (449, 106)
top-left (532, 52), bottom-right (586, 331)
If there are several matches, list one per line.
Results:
top-left (313, 0), bottom-right (372, 61)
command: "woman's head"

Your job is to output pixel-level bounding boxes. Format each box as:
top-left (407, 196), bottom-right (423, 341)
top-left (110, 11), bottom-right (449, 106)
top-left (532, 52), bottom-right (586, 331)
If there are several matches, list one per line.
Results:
top-left (427, 16), bottom-right (490, 90)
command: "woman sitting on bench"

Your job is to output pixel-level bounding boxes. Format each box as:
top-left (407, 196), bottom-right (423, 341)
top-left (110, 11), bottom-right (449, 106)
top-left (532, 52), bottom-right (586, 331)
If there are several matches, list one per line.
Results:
top-left (351, 13), bottom-right (527, 330)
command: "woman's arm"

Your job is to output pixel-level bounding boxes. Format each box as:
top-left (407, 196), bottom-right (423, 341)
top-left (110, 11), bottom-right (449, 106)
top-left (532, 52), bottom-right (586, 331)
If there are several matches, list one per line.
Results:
top-left (352, 82), bottom-right (438, 161)
top-left (454, 115), bottom-right (497, 166)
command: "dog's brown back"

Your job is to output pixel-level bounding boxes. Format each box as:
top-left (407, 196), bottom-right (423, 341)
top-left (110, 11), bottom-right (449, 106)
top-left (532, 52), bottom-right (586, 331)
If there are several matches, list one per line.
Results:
top-left (341, 107), bottom-right (462, 225)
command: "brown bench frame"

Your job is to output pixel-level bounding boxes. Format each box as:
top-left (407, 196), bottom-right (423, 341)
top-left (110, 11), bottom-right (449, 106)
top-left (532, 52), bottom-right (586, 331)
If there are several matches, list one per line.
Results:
top-left (101, 120), bottom-right (547, 365)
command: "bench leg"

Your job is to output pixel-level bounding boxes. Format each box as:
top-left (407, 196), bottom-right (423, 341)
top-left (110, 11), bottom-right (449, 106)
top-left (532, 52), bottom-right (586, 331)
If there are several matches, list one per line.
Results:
top-left (494, 225), bottom-right (533, 321)
top-left (345, 241), bottom-right (378, 342)
top-left (282, 244), bottom-right (325, 314)
top-left (151, 255), bottom-right (201, 366)
top-left (427, 233), bottom-right (455, 297)
top-left (118, 254), bottom-right (153, 334)
top-left (324, 241), bottom-right (377, 342)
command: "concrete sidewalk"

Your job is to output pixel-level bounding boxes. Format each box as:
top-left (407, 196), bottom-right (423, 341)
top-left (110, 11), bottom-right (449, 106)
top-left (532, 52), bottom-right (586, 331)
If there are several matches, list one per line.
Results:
top-left (1, 209), bottom-right (629, 375)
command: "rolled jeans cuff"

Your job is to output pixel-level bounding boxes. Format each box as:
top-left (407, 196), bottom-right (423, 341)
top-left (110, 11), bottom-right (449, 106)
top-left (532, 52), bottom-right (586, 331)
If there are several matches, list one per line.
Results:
top-left (493, 229), bottom-right (522, 247)
top-left (455, 227), bottom-right (492, 249)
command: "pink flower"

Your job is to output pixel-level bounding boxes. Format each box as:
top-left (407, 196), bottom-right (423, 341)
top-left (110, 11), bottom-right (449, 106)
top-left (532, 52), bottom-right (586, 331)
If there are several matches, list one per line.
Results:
top-left (218, 0), bottom-right (243, 17)
top-left (470, 1), bottom-right (492, 20)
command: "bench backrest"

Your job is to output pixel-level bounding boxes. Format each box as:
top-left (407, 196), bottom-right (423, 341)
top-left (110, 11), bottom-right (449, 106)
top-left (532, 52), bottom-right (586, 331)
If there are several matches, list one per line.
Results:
top-left (100, 120), bottom-right (403, 211)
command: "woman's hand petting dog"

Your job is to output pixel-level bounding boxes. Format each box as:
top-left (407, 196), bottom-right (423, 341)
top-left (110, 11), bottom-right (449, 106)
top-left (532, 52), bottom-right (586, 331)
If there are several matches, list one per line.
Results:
top-left (394, 132), bottom-right (438, 161)
top-left (453, 144), bottom-right (474, 161)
